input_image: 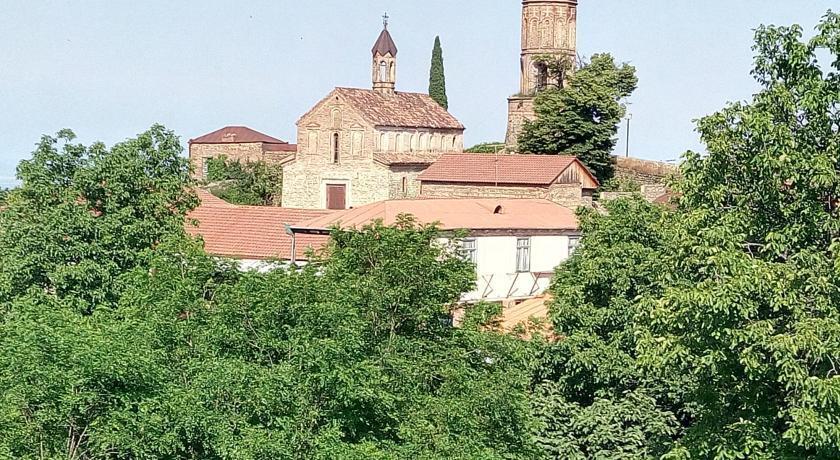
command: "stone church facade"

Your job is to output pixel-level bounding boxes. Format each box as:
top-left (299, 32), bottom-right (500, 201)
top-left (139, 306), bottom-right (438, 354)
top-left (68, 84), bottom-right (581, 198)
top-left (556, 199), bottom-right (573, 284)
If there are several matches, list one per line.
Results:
top-left (282, 24), bottom-right (464, 209)
top-left (506, 0), bottom-right (578, 150)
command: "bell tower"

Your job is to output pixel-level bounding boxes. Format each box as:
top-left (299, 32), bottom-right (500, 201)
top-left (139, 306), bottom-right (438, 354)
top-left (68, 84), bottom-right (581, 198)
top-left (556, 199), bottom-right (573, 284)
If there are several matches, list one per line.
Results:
top-left (372, 13), bottom-right (398, 96)
top-left (506, 0), bottom-right (578, 150)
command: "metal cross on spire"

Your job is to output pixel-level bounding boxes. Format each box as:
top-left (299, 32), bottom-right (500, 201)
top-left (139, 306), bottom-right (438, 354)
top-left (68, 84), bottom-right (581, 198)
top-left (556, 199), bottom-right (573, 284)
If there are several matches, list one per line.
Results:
top-left (383, 12), bottom-right (389, 29)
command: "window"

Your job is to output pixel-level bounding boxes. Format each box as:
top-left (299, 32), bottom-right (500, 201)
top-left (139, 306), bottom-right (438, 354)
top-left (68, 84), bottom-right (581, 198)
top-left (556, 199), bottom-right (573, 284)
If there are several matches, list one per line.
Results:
top-left (401, 176), bottom-right (407, 195)
top-left (568, 236), bottom-right (581, 256)
top-left (461, 238), bottom-right (477, 264)
top-left (202, 158), bottom-right (211, 177)
top-left (379, 61), bottom-right (388, 82)
top-left (332, 133), bottom-right (340, 164)
top-left (516, 238), bottom-right (531, 273)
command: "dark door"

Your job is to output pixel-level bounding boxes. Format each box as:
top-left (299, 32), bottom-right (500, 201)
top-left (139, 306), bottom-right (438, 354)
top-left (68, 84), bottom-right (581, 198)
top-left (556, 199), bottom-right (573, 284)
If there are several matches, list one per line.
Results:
top-left (326, 184), bottom-right (347, 210)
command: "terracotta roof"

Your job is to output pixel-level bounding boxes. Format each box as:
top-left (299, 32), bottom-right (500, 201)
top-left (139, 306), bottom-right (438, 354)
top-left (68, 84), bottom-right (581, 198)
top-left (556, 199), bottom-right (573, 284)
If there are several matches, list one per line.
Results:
top-left (333, 88), bottom-right (464, 130)
top-left (300, 198), bottom-right (578, 232)
top-left (419, 153), bottom-right (596, 186)
top-left (373, 151), bottom-right (445, 166)
top-left (186, 190), bottom-right (333, 261)
top-left (372, 28), bottom-right (398, 56)
top-left (190, 126), bottom-right (289, 145)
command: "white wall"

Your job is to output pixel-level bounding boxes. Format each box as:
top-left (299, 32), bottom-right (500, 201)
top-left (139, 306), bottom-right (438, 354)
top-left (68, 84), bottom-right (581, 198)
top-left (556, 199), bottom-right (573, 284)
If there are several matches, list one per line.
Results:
top-left (460, 235), bottom-right (574, 302)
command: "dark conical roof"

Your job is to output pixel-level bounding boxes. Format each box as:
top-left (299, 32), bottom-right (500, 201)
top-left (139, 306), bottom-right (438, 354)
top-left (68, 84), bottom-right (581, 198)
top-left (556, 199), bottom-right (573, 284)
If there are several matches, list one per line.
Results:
top-left (372, 28), bottom-right (398, 56)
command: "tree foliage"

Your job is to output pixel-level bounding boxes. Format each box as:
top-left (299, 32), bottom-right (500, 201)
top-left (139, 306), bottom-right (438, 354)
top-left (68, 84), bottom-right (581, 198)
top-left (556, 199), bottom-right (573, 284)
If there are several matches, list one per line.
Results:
top-left (205, 155), bottom-right (283, 206)
top-left (518, 53), bottom-right (637, 183)
top-left (464, 142), bottom-right (506, 153)
top-left (428, 36), bottom-right (449, 110)
top-left (0, 125), bottom-right (196, 309)
top-left (0, 126), bottom-right (539, 458)
top-left (538, 12), bottom-right (840, 459)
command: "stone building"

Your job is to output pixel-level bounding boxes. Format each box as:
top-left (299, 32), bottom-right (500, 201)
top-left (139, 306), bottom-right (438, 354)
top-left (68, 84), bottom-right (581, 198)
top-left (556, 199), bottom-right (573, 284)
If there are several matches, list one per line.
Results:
top-left (188, 126), bottom-right (296, 180)
top-left (506, 0), bottom-right (578, 150)
top-left (282, 22), bottom-right (465, 210)
top-left (418, 153), bottom-right (598, 208)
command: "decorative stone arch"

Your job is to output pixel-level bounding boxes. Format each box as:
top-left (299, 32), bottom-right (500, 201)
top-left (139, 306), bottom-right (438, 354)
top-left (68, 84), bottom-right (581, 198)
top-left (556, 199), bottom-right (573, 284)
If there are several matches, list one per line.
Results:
top-left (331, 108), bottom-right (342, 129)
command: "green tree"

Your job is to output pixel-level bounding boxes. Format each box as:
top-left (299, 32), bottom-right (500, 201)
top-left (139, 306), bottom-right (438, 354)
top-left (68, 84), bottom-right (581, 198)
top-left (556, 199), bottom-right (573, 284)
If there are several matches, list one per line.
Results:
top-left (639, 12), bottom-right (840, 458)
top-left (534, 199), bottom-right (681, 459)
top-left (0, 124), bottom-right (539, 458)
top-left (465, 142), bottom-right (506, 153)
top-left (0, 125), bottom-right (196, 308)
top-left (537, 12), bottom-right (840, 459)
top-left (205, 155), bottom-right (283, 206)
top-left (428, 36), bottom-right (449, 109)
top-left (0, 188), bottom-right (8, 206)
top-left (518, 54), bottom-right (637, 183)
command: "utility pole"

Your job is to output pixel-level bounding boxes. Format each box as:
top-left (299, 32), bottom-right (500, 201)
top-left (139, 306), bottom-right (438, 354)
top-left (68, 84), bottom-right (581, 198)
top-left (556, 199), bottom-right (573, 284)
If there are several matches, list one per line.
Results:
top-left (625, 113), bottom-right (632, 158)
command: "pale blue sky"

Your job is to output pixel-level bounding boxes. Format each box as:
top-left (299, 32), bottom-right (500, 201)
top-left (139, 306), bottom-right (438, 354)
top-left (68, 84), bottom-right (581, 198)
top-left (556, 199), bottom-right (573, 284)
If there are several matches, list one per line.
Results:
top-left (0, 1), bottom-right (835, 187)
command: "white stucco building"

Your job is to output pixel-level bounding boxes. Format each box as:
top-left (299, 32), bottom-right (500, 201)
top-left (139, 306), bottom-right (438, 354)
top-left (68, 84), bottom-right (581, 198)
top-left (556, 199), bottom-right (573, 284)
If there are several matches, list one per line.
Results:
top-left (295, 198), bottom-right (580, 302)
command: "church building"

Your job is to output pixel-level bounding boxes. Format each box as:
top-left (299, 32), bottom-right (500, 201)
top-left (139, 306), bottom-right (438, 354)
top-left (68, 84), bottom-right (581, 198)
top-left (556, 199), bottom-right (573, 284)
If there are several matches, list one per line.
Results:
top-left (281, 20), bottom-right (465, 209)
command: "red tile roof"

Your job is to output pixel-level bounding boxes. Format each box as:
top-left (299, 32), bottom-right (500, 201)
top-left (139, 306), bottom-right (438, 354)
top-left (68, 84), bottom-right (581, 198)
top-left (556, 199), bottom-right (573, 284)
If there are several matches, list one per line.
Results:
top-left (300, 198), bottom-right (578, 232)
top-left (186, 190), bottom-right (333, 261)
top-left (332, 88), bottom-right (464, 130)
top-left (190, 126), bottom-right (289, 145)
top-left (419, 153), bottom-right (595, 186)
top-left (372, 28), bottom-right (398, 56)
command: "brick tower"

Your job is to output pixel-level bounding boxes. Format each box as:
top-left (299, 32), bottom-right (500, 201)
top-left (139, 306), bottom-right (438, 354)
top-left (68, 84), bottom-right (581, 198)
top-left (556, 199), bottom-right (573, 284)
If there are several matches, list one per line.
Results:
top-left (505, 0), bottom-right (578, 150)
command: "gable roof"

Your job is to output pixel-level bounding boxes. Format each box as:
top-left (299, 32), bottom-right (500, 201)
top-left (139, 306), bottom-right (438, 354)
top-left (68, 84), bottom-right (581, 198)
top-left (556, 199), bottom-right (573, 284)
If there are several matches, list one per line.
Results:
top-left (418, 153), bottom-right (598, 187)
top-left (190, 126), bottom-right (289, 145)
top-left (327, 87), bottom-right (464, 130)
top-left (372, 28), bottom-right (398, 56)
top-left (186, 190), bottom-right (333, 261)
top-left (299, 198), bottom-right (578, 232)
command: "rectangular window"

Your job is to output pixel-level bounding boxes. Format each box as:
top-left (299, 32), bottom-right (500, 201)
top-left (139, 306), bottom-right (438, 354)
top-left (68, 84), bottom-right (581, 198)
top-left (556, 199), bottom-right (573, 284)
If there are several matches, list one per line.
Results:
top-left (460, 238), bottom-right (477, 264)
top-left (516, 238), bottom-right (531, 273)
top-left (568, 236), bottom-right (581, 256)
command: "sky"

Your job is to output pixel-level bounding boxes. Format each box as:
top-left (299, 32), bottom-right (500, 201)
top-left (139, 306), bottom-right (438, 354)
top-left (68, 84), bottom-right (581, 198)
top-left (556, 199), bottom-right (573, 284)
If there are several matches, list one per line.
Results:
top-left (0, 0), bottom-right (835, 188)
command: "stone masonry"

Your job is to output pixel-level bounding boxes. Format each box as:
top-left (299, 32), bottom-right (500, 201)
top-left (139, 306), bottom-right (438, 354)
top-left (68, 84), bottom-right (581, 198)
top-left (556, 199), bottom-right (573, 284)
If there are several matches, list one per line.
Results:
top-left (506, 0), bottom-right (578, 150)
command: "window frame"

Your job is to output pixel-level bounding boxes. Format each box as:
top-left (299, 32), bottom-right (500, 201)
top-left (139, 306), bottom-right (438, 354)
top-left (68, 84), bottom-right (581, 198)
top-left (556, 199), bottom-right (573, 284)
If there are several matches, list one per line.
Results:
top-left (515, 237), bottom-right (531, 273)
top-left (460, 238), bottom-right (478, 265)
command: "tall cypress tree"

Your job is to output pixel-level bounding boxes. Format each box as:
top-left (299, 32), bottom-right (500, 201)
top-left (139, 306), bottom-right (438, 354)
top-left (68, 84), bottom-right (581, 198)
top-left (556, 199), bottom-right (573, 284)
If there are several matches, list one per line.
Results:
top-left (428, 36), bottom-right (448, 109)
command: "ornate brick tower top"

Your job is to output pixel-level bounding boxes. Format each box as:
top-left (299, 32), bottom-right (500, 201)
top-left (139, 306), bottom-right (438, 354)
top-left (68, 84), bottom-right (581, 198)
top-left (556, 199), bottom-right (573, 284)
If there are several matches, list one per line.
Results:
top-left (506, 0), bottom-right (578, 150)
top-left (372, 13), bottom-right (398, 96)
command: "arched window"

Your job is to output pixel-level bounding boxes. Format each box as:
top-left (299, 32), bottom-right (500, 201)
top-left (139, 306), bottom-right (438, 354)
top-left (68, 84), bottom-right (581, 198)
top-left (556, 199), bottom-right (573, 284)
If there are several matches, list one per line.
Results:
top-left (401, 176), bottom-right (407, 195)
top-left (420, 133), bottom-right (429, 151)
top-left (332, 133), bottom-right (340, 164)
top-left (331, 109), bottom-right (342, 129)
top-left (379, 61), bottom-right (388, 82)
top-left (535, 62), bottom-right (548, 92)
top-left (411, 133), bottom-right (419, 152)
top-left (379, 132), bottom-right (388, 151)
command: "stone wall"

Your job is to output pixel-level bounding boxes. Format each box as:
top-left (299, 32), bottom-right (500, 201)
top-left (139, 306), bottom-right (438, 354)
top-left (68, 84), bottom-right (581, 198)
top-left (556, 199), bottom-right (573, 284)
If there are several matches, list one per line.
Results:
top-left (548, 183), bottom-right (592, 208)
top-left (421, 182), bottom-right (591, 208)
top-left (614, 156), bottom-right (677, 185)
top-left (190, 143), bottom-right (265, 180)
top-left (600, 184), bottom-right (670, 203)
top-left (284, 89), bottom-right (465, 209)
top-left (388, 165), bottom-right (427, 199)
top-left (506, 96), bottom-right (535, 150)
top-left (284, 93), bottom-right (387, 209)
